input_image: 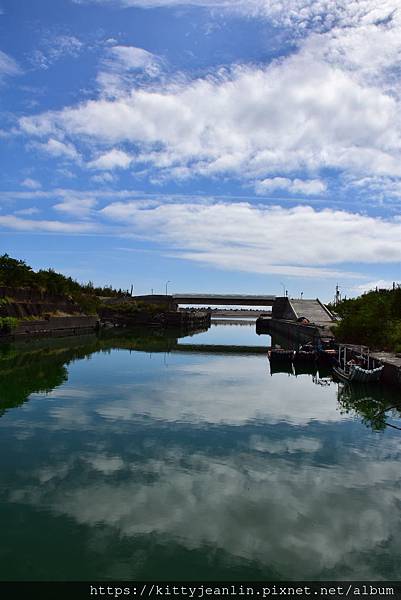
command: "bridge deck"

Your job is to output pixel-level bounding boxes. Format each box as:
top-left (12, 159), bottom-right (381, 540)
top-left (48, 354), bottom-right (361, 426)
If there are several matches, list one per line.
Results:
top-left (173, 294), bottom-right (276, 306)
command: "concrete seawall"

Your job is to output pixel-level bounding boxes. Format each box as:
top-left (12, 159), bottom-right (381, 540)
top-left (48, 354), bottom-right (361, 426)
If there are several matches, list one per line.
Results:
top-left (2, 316), bottom-right (99, 340)
top-left (376, 356), bottom-right (401, 389)
top-left (257, 317), bottom-right (329, 346)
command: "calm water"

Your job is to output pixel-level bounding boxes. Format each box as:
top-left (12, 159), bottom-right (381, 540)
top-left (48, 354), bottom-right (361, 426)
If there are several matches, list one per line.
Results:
top-left (0, 323), bottom-right (401, 581)
top-left (181, 318), bottom-right (263, 346)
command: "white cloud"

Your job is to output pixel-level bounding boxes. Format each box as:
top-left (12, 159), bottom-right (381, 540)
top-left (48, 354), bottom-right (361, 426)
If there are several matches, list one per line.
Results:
top-left (0, 187), bottom-right (140, 202)
top-left (13, 435), bottom-right (401, 579)
top-left (14, 207), bottom-right (41, 216)
top-left (0, 214), bottom-right (97, 233)
top-left (87, 148), bottom-right (133, 170)
top-left (0, 49), bottom-right (21, 81)
top-left (16, 0), bottom-right (401, 200)
top-left (78, 0), bottom-right (400, 34)
top-left (84, 454), bottom-right (124, 474)
top-left (255, 177), bottom-right (327, 196)
top-left (34, 138), bottom-right (80, 160)
top-left (91, 172), bottom-right (115, 184)
top-left (19, 52), bottom-right (401, 184)
top-left (31, 35), bottom-right (83, 70)
top-left (53, 196), bottom-right (97, 219)
top-left (101, 200), bottom-right (401, 277)
top-left (97, 45), bottom-right (163, 98)
top-left (95, 354), bottom-right (341, 425)
top-left (86, 0), bottom-right (401, 90)
top-left (349, 176), bottom-right (401, 201)
top-left (106, 45), bottom-right (161, 75)
top-left (21, 178), bottom-right (42, 190)
top-left (250, 435), bottom-right (322, 454)
top-left (352, 280), bottom-right (397, 294)
top-left (1, 185), bottom-right (400, 281)
top-left (22, 0), bottom-right (401, 199)
top-left (6, 344), bottom-right (401, 581)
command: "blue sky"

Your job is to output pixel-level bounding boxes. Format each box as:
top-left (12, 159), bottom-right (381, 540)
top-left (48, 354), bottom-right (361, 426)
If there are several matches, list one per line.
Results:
top-left (1, 0), bottom-right (401, 301)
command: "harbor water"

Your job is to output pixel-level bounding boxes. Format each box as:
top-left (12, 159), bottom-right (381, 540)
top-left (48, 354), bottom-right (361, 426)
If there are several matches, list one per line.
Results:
top-left (0, 320), bottom-right (400, 581)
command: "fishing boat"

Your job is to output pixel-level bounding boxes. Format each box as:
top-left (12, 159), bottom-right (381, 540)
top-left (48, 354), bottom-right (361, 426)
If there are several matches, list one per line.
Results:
top-left (318, 348), bottom-right (337, 364)
top-left (332, 345), bottom-right (384, 383)
top-left (269, 361), bottom-right (295, 376)
top-left (268, 347), bottom-right (295, 361)
top-left (294, 362), bottom-right (318, 377)
top-left (294, 343), bottom-right (317, 362)
top-left (317, 337), bottom-right (337, 364)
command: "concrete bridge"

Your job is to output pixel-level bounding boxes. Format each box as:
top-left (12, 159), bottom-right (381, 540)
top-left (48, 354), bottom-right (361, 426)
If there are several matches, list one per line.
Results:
top-left (173, 294), bottom-right (276, 307)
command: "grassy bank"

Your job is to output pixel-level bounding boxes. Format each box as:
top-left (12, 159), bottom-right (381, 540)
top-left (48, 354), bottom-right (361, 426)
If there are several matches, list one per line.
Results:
top-left (0, 254), bottom-right (172, 329)
top-left (0, 253), bottom-right (128, 319)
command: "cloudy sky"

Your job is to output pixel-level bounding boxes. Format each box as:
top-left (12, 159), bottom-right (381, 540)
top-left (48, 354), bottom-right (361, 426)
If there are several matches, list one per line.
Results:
top-left (1, 0), bottom-right (401, 299)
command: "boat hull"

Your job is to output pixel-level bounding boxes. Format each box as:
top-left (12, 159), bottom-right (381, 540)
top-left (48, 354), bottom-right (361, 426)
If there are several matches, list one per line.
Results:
top-left (349, 364), bottom-right (384, 383)
top-left (268, 350), bottom-right (295, 361)
top-left (332, 365), bottom-right (351, 382)
top-left (294, 351), bottom-right (316, 362)
top-left (333, 364), bottom-right (383, 383)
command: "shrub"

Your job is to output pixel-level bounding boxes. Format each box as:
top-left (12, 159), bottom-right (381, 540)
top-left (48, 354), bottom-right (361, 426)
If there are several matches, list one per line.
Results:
top-left (0, 317), bottom-right (19, 333)
top-left (333, 288), bottom-right (401, 351)
top-left (0, 253), bottom-right (128, 316)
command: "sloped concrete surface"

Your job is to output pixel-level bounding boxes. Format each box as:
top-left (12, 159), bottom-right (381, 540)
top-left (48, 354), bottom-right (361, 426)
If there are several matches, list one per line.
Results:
top-left (289, 299), bottom-right (334, 324)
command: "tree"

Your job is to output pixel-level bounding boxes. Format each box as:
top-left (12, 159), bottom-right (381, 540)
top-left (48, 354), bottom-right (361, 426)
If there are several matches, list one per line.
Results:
top-left (0, 254), bottom-right (33, 286)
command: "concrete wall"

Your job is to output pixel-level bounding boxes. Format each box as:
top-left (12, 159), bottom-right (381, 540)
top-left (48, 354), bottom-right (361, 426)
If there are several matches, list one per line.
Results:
top-left (265, 318), bottom-right (322, 346)
top-left (11, 316), bottom-right (98, 338)
top-left (272, 297), bottom-right (296, 320)
top-left (380, 362), bottom-right (401, 389)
